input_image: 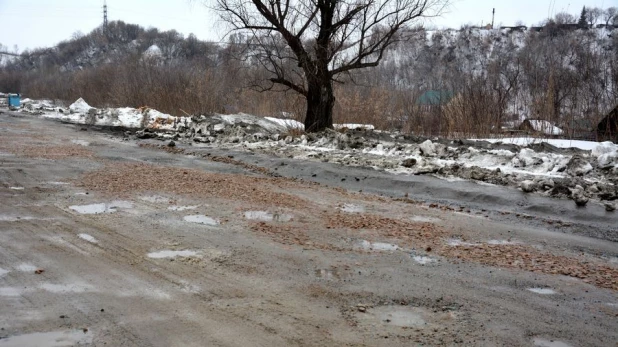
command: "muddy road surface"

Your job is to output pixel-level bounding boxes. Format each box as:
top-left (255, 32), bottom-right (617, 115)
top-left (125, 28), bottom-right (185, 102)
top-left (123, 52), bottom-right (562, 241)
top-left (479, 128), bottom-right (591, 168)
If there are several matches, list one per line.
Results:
top-left (0, 113), bottom-right (617, 346)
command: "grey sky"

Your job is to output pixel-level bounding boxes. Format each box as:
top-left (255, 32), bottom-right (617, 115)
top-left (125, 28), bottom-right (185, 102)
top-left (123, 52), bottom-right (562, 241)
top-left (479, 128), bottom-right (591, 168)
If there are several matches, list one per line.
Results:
top-left (0, 0), bottom-right (611, 52)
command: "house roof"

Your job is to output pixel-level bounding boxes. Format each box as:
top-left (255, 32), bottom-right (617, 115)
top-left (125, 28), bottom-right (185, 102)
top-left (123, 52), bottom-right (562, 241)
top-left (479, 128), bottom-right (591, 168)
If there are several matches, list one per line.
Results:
top-left (416, 90), bottom-right (455, 106)
top-left (524, 119), bottom-right (564, 136)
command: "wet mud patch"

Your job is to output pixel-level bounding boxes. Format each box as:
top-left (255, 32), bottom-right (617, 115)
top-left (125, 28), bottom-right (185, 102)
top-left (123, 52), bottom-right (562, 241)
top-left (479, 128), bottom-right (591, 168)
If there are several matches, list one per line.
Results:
top-left (76, 162), bottom-right (310, 208)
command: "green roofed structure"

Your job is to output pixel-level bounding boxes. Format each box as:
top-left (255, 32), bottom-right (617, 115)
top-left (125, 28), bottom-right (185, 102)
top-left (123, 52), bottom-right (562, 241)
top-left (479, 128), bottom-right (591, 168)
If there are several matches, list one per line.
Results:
top-left (416, 90), bottom-right (455, 106)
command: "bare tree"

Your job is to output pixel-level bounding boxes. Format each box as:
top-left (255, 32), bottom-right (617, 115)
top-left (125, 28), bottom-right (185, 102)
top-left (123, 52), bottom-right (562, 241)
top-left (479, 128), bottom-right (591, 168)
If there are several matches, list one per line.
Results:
top-left (211, 0), bottom-right (449, 131)
top-left (554, 12), bottom-right (575, 25)
top-left (603, 7), bottom-right (617, 26)
top-left (587, 7), bottom-right (603, 26)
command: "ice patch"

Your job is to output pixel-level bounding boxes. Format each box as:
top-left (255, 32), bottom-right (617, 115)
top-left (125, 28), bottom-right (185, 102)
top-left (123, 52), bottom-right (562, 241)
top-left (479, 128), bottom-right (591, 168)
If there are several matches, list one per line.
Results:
top-left (183, 215), bottom-right (219, 225)
top-left (16, 263), bottom-right (38, 272)
top-left (69, 201), bottom-right (132, 214)
top-left (527, 288), bottom-right (557, 295)
top-left (0, 287), bottom-right (22, 297)
top-left (78, 233), bottom-right (97, 243)
top-left (168, 205), bottom-right (200, 211)
top-left (139, 195), bottom-right (169, 203)
top-left (244, 211), bottom-right (292, 222)
top-left (0, 329), bottom-right (93, 347)
top-left (487, 239), bottom-right (517, 245)
top-left (47, 181), bottom-right (69, 185)
top-left (0, 267), bottom-right (9, 277)
top-left (339, 204), bottom-right (365, 213)
top-left (147, 250), bottom-right (199, 259)
top-left (39, 283), bottom-right (95, 294)
top-left (412, 255), bottom-right (436, 264)
top-left (9, 187), bottom-right (24, 190)
top-left (360, 240), bottom-right (399, 251)
top-left (533, 337), bottom-right (572, 347)
top-left (70, 139), bottom-right (89, 146)
top-left (446, 238), bottom-right (479, 246)
top-left (410, 216), bottom-right (441, 223)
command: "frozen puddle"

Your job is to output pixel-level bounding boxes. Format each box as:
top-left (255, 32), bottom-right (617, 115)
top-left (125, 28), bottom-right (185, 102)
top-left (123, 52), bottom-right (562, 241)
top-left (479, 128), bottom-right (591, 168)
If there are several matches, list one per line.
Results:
top-left (183, 215), bottom-right (219, 226)
top-left (148, 250), bottom-right (199, 259)
top-left (0, 287), bottom-right (23, 297)
top-left (446, 238), bottom-right (479, 247)
top-left (69, 201), bottom-right (133, 214)
top-left (528, 288), bottom-right (557, 295)
top-left (339, 204), bottom-right (365, 213)
top-left (78, 233), bottom-right (97, 243)
top-left (244, 211), bottom-right (292, 222)
top-left (0, 329), bottom-right (93, 347)
top-left (168, 205), bottom-right (200, 211)
top-left (410, 216), bottom-right (441, 223)
top-left (9, 187), bottom-right (24, 190)
top-left (70, 139), bottom-right (90, 146)
top-left (139, 195), bottom-right (169, 203)
top-left (39, 283), bottom-right (95, 294)
top-left (360, 240), bottom-right (399, 251)
top-left (533, 337), bottom-right (572, 347)
top-left (0, 267), bottom-right (8, 277)
top-left (487, 239), bottom-right (517, 245)
top-left (16, 263), bottom-right (38, 272)
top-left (412, 255), bottom-right (436, 265)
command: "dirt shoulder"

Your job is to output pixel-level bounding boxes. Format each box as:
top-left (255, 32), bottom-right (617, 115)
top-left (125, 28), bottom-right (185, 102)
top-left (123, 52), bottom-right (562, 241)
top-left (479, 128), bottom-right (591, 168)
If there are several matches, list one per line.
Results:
top-left (0, 114), bottom-right (617, 346)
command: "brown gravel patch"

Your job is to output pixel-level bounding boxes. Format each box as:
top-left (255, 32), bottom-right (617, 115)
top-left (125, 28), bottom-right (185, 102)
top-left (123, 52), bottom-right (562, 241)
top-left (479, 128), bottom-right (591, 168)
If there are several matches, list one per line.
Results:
top-left (325, 212), bottom-right (447, 245)
top-left (17, 144), bottom-right (94, 159)
top-left (77, 162), bottom-right (309, 208)
top-left (439, 243), bottom-right (618, 291)
top-left (249, 222), bottom-right (344, 251)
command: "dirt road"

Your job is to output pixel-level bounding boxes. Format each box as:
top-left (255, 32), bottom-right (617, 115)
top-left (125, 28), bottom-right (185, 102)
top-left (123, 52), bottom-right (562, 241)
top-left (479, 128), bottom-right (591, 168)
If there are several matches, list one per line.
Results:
top-left (0, 112), bottom-right (617, 346)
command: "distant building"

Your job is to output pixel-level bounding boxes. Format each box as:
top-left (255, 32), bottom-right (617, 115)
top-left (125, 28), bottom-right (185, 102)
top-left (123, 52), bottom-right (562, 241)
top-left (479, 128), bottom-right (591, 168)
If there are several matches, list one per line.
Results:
top-left (415, 90), bottom-right (455, 111)
top-left (562, 119), bottom-right (596, 140)
top-left (518, 119), bottom-right (564, 138)
top-left (597, 105), bottom-right (618, 142)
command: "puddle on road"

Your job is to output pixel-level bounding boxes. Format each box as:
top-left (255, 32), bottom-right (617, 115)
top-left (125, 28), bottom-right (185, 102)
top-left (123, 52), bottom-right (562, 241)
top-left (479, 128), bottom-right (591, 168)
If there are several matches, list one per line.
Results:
top-left (0, 216), bottom-right (46, 222)
top-left (0, 287), bottom-right (23, 297)
top-left (533, 337), bottom-right (573, 347)
top-left (314, 268), bottom-right (344, 280)
top-left (528, 288), bottom-right (557, 295)
top-left (445, 238), bottom-right (479, 247)
top-left (39, 283), bottom-right (95, 294)
top-left (410, 216), bottom-right (441, 223)
top-left (16, 263), bottom-right (38, 272)
top-left (139, 195), bottom-right (170, 203)
top-left (46, 181), bottom-right (69, 185)
top-left (183, 215), bottom-right (219, 226)
top-left (487, 239), bottom-right (517, 245)
top-left (70, 139), bottom-right (90, 146)
top-left (168, 205), bottom-right (200, 211)
top-left (69, 201), bottom-right (133, 214)
top-left (244, 211), bottom-right (292, 222)
top-left (360, 240), bottom-right (399, 251)
top-left (0, 268), bottom-right (8, 277)
top-left (340, 204), bottom-right (365, 213)
top-left (78, 233), bottom-right (97, 244)
top-left (0, 329), bottom-right (93, 347)
top-left (147, 250), bottom-right (199, 259)
top-left (412, 255), bottom-right (436, 265)
top-left (8, 187), bottom-right (24, 190)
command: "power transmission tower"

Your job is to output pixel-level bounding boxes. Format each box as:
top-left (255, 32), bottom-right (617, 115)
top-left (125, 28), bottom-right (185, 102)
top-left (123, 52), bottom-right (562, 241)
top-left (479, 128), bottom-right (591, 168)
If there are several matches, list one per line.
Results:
top-left (103, 0), bottom-right (108, 29)
top-left (491, 8), bottom-right (495, 29)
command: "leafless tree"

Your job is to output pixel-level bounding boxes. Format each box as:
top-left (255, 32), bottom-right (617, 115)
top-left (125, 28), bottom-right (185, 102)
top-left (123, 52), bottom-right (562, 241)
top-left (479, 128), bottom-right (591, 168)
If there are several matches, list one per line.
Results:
top-left (210, 0), bottom-right (449, 131)
top-left (603, 7), bottom-right (617, 26)
top-left (587, 7), bottom-right (603, 26)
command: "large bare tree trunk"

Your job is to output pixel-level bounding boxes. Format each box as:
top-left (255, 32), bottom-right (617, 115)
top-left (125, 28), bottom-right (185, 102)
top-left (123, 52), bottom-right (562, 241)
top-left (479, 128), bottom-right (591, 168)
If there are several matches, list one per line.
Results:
top-left (304, 79), bottom-right (335, 132)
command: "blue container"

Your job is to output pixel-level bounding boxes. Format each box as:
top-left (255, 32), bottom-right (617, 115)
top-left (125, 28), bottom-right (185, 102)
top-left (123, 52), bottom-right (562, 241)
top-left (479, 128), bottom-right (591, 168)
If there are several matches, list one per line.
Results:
top-left (8, 93), bottom-right (20, 108)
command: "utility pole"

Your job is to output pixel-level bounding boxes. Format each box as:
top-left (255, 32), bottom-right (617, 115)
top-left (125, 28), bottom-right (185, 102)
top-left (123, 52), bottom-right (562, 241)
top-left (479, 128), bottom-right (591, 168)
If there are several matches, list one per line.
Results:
top-left (491, 8), bottom-right (495, 29)
top-left (103, 0), bottom-right (108, 30)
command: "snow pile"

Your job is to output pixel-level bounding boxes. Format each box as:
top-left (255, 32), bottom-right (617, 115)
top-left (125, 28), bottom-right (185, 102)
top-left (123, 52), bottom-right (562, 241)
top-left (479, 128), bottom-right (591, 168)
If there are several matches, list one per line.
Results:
top-left (333, 124), bottom-right (375, 131)
top-left (69, 98), bottom-right (93, 113)
top-left (592, 142), bottom-right (618, 169)
top-left (265, 117), bottom-right (304, 130)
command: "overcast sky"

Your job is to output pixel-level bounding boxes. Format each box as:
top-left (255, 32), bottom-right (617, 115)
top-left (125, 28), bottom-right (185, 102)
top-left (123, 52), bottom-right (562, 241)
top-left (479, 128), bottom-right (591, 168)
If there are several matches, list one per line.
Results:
top-left (0, 0), bottom-right (611, 52)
